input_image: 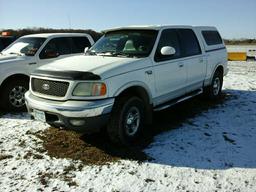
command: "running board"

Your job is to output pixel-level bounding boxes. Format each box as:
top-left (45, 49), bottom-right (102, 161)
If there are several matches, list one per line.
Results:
top-left (154, 88), bottom-right (203, 111)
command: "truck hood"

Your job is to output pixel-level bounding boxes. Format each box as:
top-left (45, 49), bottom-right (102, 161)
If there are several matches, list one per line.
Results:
top-left (0, 54), bottom-right (29, 64)
top-left (38, 55), bottom-right (149, 79)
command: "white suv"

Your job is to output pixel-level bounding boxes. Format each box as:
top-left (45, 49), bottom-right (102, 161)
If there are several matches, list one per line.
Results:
top-left (0, 33), bottom-right (94, 111)
top-left (25, 26), bottom-right (228, 145)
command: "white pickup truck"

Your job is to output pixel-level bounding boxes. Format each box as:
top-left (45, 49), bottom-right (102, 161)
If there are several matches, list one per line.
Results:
top-left (0, 33), bottom-right (94, 111)
top-left (25, 25), bottom-right (228, 145)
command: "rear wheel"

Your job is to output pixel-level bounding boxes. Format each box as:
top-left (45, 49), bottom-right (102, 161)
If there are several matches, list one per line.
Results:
top-left (107, 96), bottom-right (145, 146)
top-left (1, 79), bottom-right (29, 111)
top-left (204, 70), bottom-right (223, 99)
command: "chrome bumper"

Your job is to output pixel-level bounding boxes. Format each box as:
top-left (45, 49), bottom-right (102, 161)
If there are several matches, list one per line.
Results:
top-left (25, 91), bottom-right (114, 118)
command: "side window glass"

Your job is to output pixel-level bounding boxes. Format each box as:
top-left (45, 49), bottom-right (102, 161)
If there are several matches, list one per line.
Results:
top-left (39, 37), bottom-right (71, 59)
top-left (202, 31), bottom-right (223, 45)
top-left (177, 29), bottom-right (201, 57)
top-left (0, 39), bottom-right (3, 51)
top-left (2, 38), bottom-right (13, 47)
top-left (155, 29), bottom-right (181, 62)
top-left (71, 37), bottom-right (91, 53)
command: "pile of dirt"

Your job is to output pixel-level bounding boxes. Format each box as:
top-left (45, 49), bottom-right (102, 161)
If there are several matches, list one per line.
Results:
top-left (36, 128), bottom-right (149, 165)
top-left (35, 128), bottom-right (119, 165)
top-left (35, 93), bottom-right (230, 165)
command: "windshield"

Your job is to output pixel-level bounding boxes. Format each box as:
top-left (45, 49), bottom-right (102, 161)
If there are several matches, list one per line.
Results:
top-left (2, 37), bottom-right (46, 56)
top-left (88, 30), bottom-right (158, 58)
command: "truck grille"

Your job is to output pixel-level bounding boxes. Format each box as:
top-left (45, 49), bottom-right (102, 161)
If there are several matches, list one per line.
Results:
top-left (31, 78), bottom-right (69, 97)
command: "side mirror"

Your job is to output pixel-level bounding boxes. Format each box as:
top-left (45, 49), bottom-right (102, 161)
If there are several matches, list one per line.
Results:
top-left (25, 48), bottom-right (38, 56)
top-left (44, 49), bottom-right (59, 59)
top-left (84, 47), bottom-right (89, 54)
top-left (160, 46), bottom-right (176, 56)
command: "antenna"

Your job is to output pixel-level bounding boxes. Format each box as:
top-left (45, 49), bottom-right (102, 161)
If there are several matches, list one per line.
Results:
top-left (67, 14), bottom-right (71, 29)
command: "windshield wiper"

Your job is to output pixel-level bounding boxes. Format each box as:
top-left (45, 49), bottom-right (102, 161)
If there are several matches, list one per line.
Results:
top-left (9, 52), bottom-right (22, 56)
top-left (111, 52), bottom-right (133, 57)
top-left (85, 50), bottom-right (97, 56)
top-left (87, 50), bottom-right (137, 58)
top-left (85, 50), bottom-right (112, 56)
top-left (96, 51), bottom-right (135, 58)
top-left (93, 51), bottom-right (113, 56)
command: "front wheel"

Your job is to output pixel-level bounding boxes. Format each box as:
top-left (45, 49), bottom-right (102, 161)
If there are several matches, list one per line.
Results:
top-left (1, 79), bottom-right (29, 112)
top-left (107, 96), bottom-right (145, 146)
top-left (204, 70), bottom-right (223, 99)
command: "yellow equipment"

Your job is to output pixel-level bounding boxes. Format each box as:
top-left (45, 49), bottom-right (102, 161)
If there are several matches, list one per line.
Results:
top-left (228, 52), bottom-right (247, 61)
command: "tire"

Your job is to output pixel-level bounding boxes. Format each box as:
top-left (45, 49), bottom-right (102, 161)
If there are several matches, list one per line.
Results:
top-left (204, 70), bottom-right (223, 100)
top-left (107, 96), bottom-right (145, 146)
top-left (1, 78), bottom-right (29, 112)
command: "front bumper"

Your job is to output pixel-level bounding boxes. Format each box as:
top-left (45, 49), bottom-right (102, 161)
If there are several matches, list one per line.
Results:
top-left (25, 91), bottom-right (114, 133)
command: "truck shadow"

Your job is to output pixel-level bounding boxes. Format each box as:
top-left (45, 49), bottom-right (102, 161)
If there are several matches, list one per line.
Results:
top-left (81, 93), bottom-right (229, 162)
top-left (82, 89), bottom-right (256, 169)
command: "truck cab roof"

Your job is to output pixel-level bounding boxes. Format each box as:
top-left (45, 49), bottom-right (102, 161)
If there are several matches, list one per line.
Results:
top-left (22, 33), bottom-right (92, 38)
top-left (103, 25), bottom-right (217, 32)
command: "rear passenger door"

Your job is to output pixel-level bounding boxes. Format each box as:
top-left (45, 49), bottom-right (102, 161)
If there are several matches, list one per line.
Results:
top-left (153, 29), bottom-right (187, 105)
top-left (177, 29), bottom-right (205, 92)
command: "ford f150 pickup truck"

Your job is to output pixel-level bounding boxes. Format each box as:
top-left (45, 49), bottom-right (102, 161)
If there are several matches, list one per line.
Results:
top-left (0, 33), bottom-right (94, 111)
top-left (25, 25), bottom-right (228, 145)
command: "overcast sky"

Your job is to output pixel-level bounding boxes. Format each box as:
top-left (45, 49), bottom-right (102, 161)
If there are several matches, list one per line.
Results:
top-left (0, 0), bottom-right (255, 39)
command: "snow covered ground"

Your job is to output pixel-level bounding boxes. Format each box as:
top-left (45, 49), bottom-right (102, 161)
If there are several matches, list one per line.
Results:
top-left (0, 61), bottom-right (256, 192)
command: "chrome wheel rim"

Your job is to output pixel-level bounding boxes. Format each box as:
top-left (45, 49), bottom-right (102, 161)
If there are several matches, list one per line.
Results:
top-left (213, 77), bottom-right (221, 96)
top-left (9, 86), bottom-right (27, 108)
top-left (125, 106), bottom-right (140, 136)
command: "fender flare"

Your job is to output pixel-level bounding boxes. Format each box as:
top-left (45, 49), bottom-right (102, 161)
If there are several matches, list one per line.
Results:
top-left (113, 81), bottom-right (153, 104)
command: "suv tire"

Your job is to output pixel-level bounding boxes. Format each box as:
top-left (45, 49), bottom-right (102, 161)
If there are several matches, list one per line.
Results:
top-left (1, 79), bottom-right (28, 112)
top-left (107, 96), bottom-right (145, 146)
top-left (204, 70), bottom-right (223, 99)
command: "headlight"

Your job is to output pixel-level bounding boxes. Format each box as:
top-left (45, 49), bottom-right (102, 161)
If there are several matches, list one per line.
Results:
top-left (72, 82), bottom-right (107, 97)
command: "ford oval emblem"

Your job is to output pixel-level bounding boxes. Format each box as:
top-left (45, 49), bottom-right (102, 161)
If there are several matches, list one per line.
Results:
top-left (42, 83), bottom-right (50, 91)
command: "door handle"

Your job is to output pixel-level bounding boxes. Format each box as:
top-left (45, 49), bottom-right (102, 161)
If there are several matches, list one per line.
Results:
top-left (199, 58), bottom-right (204, 63)
top-left (178, 63), bottom-right (184, 68)
top-left (28, 62), bottom-right (37, 65)
top-left (145, 70), bottom-right (153, 75)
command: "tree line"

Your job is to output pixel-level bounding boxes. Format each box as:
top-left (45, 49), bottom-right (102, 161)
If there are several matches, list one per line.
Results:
top-left (224, 39), bottom-right (256, 45)
top-left (1, 28), bottom-right (256, 45)
top-left (0, 27), bottom-right (102, 41)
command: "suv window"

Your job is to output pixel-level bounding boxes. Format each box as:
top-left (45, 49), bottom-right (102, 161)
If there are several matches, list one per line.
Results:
top-left (40, 37), bottom-right (72, 59)
top-left (202, 31), bottom-right (223, 46)
top-left (155, 29), bottom-right (181, 62)
top-left (0, 39), bottom-right (3, 51)
top-left (71, 37), bottom-right (91, 53)
top-left (177, 29), bottom-right (201, 57)
top-left (2, 38), bottom-right (14, 47)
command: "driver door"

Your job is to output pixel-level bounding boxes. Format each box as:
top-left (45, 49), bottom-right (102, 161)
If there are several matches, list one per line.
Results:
top-left (153, 29), bottom-right (187, 105)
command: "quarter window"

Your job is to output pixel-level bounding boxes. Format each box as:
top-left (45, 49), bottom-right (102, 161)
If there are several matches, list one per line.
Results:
top-left (177, 29), bottom-right (201, 57)
top-left (155, 29), bottom-right (181, 62)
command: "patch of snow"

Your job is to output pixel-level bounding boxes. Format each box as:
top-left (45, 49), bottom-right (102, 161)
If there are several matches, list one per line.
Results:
top-left (0, 61), bottom-right (256, 192)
